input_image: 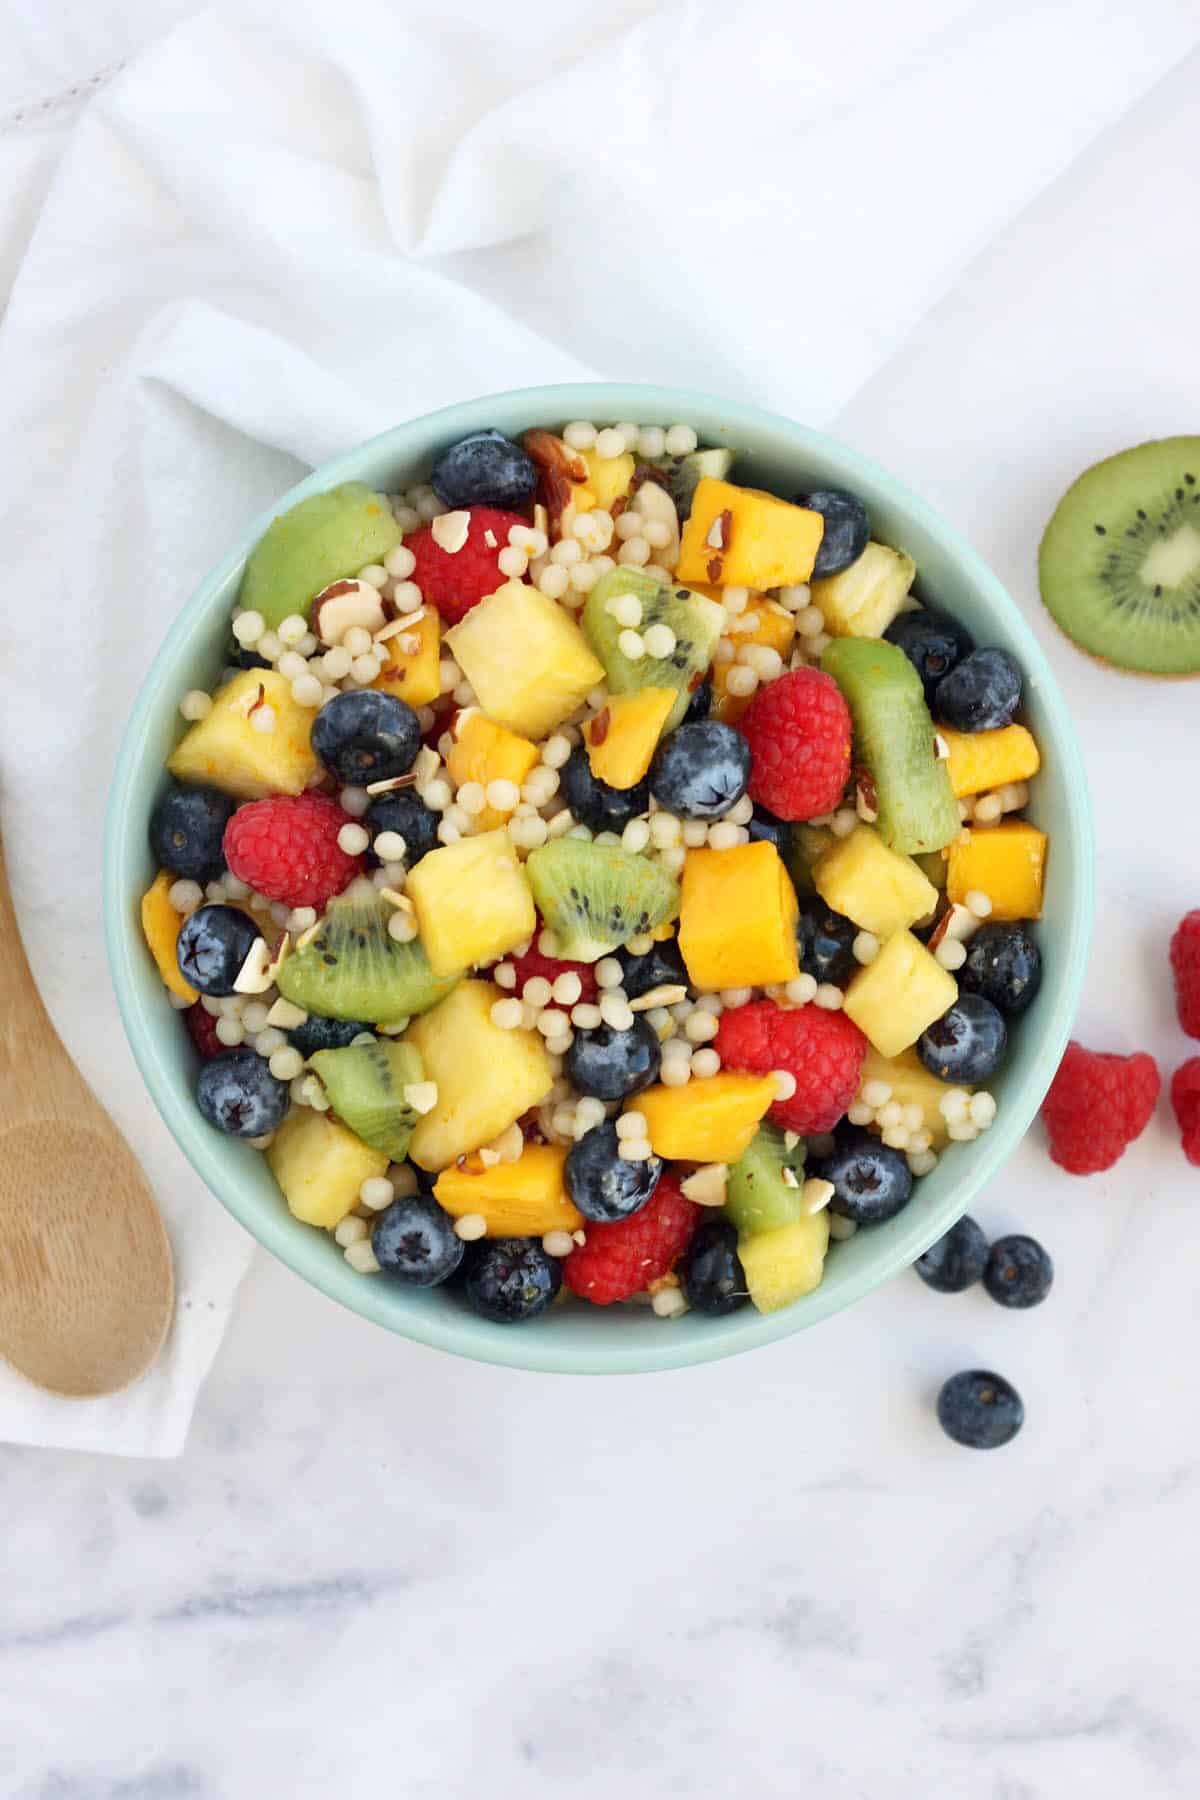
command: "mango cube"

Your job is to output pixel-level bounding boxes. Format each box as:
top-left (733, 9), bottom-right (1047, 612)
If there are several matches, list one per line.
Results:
top-left (435, 1144), bottom-right (582, 1237)
top-left (857, 1045), bottom-right (964, 1147)
top-left (371, 611), bottom-right (441, 708)
top-left (739, 1213), bottom-right (830, 1313)
top-left (167, 669), bottom-right (319, 800)
top-left (710, 601), bottom-right (797, 724)
top-left (677, 478), bottom-right (824, 590)
top-left (810, 543), bottom-right (916, 638)
top-left (941, 724), bottom-right (1041, 799)
top-left (814, 825), bottom-right (939, 939)
top-left (635, 1074), bottom-right (777, 1163)
top-left (267, 1109), bottom-right (388, 1230)
top-left (446, 581), bottom-right (605, 740)
top-left (586, 687), bottom-right (676, 789)
top-left (844, 930), bottom-right (958, 1057)
top-left (406, 981), bottom-right (555, 1170)
top-left (679, 842), bottom-right (799, 989)
top-left (140, 870), bottom-right (199, 1002)
top-left (947, 822), bottom-right (1047, 921)
top-left (406, 829), bottom-right (535, 976)
top-left (447, 713), bottom-right (539, 829)
top-left (580, 446), bottom-right (637, 513)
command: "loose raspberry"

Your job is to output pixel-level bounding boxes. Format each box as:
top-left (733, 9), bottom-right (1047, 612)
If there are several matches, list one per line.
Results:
top-left (715, 999), bottom-right (866, 1134)
top-left (184, 1002), bottom-right (223, 1059)
top-left (737, 667), bottom-right (852, 821)
top-left (563, 1174), bottom-right (699, 1306)
top-left (1170, 912), bottom-right (1200, 1038)
top-left (223, 792), bottom-right (365, 910)
top-left (1041, 1040), bottom-right (1160, 1174)
top-left (407, 506), bottom-right (528, 626)
top-left (507, 917), bottom-right (598, 1004)
top-left (1171, 1059), bottom-right (1200, 1166)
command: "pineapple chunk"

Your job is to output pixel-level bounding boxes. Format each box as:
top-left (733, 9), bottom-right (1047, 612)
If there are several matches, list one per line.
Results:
top-left (406, 980), bottom-right (555, 1170)
top-left (445, 581), bottom-right (605, 739)
top-left (738, 1213), bottom-right (830, 1313)
top-left (140, 870), bottom-right (198, 1002)
top-left (858, 1046), bottom-right (963, 1147)
top-left (811, 543), bottom-right (916, 638)
top-left (580, 447), bottom-right (637, 513)
top-left (940, 725), bottom-right (1041, 799)
top-left (635, 1074), bottom-right (777, 1163)
top-left (947, 822), bottom-right (1047, 921)
top-left (679, 842), bottom-right (799, 989)
top-left (372, 611), bottom-right (441, 708)
top-left (677, 478), bottom-right (824, 590)
top-left (710, 601), bottom-right (797, 723)
top-left (447, 714), bottom-right (539, 829)
top-left (844, 930), bottom-right (958, 1058)
top-left (406, 830), bottom-right (535, 976)
top-left (814, 825), bottom-right (939, 939)
top-left (435, 1144), bottom-right (582, 1236)
top-left (166, 670), bottom-right (319, 800)
top-left (267, 1109), bottom-right (388, 1230)
top-left (585, 687), bottom-right (676, 789)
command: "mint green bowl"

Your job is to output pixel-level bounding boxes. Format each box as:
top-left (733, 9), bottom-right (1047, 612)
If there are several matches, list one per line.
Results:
top-left (104, 384), bottom-right (1093, 1373)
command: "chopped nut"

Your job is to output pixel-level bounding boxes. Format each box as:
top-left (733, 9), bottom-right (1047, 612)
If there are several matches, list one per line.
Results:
top-left (265, 997), bottom-right (308, 1029)
top-left (234, 932), bottom-right (291, 994)
top-left (680, 1163), bottom-right (729, 1207)
top-left (312, 578), bottom-right (387, 646)
top-left (781, 1166), bottom-right (800, 1189)
top-left (431, 510), bottom-right (471, 554)
top-left (628, 983), bottom-right (689, 1012)
top-left (365, 772), bottom-right (419, 795)
top-left (403, 1081), bottom-right (439, 1115)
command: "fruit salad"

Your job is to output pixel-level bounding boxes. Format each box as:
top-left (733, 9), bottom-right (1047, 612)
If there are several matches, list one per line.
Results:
top-left (143, 418), bottom-right (1049, 1326)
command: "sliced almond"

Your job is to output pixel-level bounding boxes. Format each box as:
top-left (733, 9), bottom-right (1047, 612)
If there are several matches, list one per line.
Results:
top-left (266, 997), bottom-right (308, 1030)
top-left (375, 610), bottom-right (427, 643)
top-left (413, 745), bottom-right (441, 787)
top-left (628, 984), bottom-right (689, 1012)
top-left (801, 1177), bottom-right (835, 1215)
top-left (234, 931), bottom-right (291, 995)
top-left (365, 772), bottom-right (419, 796)
top-left (781, 1166), bottom-right (801, 1190)
top-left (431, 510), bottom-right (471, 555)
top-left (312, 578), bottom-right (386, 646)
top-left (296, 920), bottom-right (324, 952)
top-left (680, 1163), bottom-right (729, 1207)
top-left (404, 1081), bottom-right (439, 1115)
top-left (379, 888), bottom-right (414, 913)
top-left (631, 479), bottom-right (680, 570)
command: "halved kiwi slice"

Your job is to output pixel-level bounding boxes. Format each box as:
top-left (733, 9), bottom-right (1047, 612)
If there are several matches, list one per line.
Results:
top-left (525, 840), bottom-right (680, 963)
top-left (309, 1040), bottom-right (425, 1159)
top-left (655, 447), bottom-right (736, 520)
top-left (277, 890), bottom-right (458, 1023)
top-left (1039, 437), bottom-right (1200, 674)
top-left (583, 569), bottom-right (724, 730)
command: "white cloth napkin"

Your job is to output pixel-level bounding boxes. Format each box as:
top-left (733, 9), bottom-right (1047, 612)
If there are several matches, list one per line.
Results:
top-left (0, 0), bottom-right (1196, 1456)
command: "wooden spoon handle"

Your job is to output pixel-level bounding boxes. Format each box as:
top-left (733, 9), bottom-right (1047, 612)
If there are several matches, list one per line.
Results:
top-left (0, 834), bottom-right (59, 1127)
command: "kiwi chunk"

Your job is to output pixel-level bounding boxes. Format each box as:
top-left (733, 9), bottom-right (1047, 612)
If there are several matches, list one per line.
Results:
top-left (583, 569), bottom-right (724, 730)
top-left (277, 890), bottom-right (459, 1023)
top-left (525, 840), bottom-right (680, 964)
top-left (656, 447), bottom-right (736, 520)
top-left (822, 638), bottom-right (960, 856)
top-left (239, 482), bottom-right (401, 630)
top-left (725, 1124), bottom-right (806, 1236)
top-left (309, 1040), bottom-right (425, 1159)
top-left (1039, 437), bottom-right (1200, 674)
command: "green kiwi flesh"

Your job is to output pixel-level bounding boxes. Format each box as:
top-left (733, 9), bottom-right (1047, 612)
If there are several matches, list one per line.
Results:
top-left (583, 569), bottom-right (724, 729)
top-left (238, 482), bottom-right (401, 631)
top-left (524, 840), bottom-right (680, 964)
top-left (655, 447), bottom-right (736, 519)
top-left (725, 1124), bottom-right (806, 1236)
top-left (277, 890), bottom-right (459, 1023)
top-left (309, 1039), bottom-right (425, 1159)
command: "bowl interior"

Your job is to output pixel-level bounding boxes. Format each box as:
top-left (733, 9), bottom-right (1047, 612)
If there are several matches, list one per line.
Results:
top-left (104, 383), bottom-right (1092, 1374)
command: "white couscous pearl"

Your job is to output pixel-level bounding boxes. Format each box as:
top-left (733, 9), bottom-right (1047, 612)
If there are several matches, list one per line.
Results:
top-left (456, 781), bottom-right (486, 816)
top-left (861, 1080), bottom-right (893, 1109)
top-left (618, 1139), bottom-right (655, 1163)
top-left (664, 424), bottom-right (698, 456)
top-left (847, 1101), bottom-right (875, 1126)
top-left (684, 1010), bottom-right (719, 1044)
top-left (339, 786), bottom-right (370, 818)
top-left (277, 613), bottom-right (310, 647)
top-left (725, 665), bottom-right (759, 698)
top-left (908, 1150), bottom-right (939, 1177)
top-left (387, 911), bottom-right (418, 943)
top-left (813, 984), bottom-right (844, 1010)
top-left (707, 821), bottom-right (741, 851)
top-left (600, 994), bottom-right (635, 1032)
top-left (335, 1216), bottom-right (368, 1247)
top-left (637, 425), bottom-right (667, 460)
top-left (291, 674), bottom-right (325, 708)
top-left (785, 974), bottom-right (819, 1005)
top-left (215, 1017), bottom-right (245, 1047)
top-left (250, 705), bottom-right (276, 734)
top-left (323, 647), bottom-right (353, 681)
top-left (345, 1241), bottom-right (381, 1273)
top-left (179, 690), bottom-right (213, 722)
top-left (543, 1230), bottom-right (576, 1258)
top-left (571, 1003), bottom-right (603, 1030)
top-left (497, 545), bottom-right (528, 579)
top-left (351, 654), bottom-right (382, 685)
top-left (536, 563), bottom-right (570, 600)
top-left (563, 421), bottom-right (597, 450)
top-left (232, 610), bottom-right (265, 646)
top-left (491, 999), bottom-right (526, 1030)
top-left (652, 1286), bottom-right (688, 1318)
top-left (454, 1214), bottom-right (488, 1242)
top-left (269, 1047), bottom-right (305, 1082)
top-left (595, 958), bottom-right (624, 990)
top-left (553, 972), bottom-right (582, 1006)
top-left (615, 1111), bottom-right (648, 1141)
top-left (771, 1070), bottom-right (797, 1101)
top-left (936, 938), bottom-right (968, 971)
top-left (522, 976), bottom-right (553, 1008)
top-left (384, 544), bottom-right (417, 579)
top-left (337, 823), bottom-right (370, 856)
top-left (642, 622), bottom-right (676, 658)
top-left (965, 890), bottom-right (994, 919)
top-left (542, 734), bottom-right (573, 769)
top-left (690, 1048), bottom-right (721, 1078)
top-left (168, 878), bottom-right (203, 914)
top-left (853, 931), bottom-right (880, 965)
top-left (969, 1092), bottom-right (997, 1128)
top-left (277, 651), bottom-right (308, 683)
top-left (373, 830), bottom-right (407, 863)
top-left (617, 535), bottom-right (651, 567)
top-left (594, 427), bottom-right (627, 459)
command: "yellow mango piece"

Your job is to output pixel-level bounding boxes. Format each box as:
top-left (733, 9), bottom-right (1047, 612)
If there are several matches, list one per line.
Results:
top-left (372, 611), bottom-right (441, 708)
top-left (679, 842), bottom-right (800, 989)
top-left (406, 829), bottom-right (535, 976)
top-left (434, 1144), bottom-right (583, 1237)
top-left (940, 724), bottom-right (1041, 799)
top-left (446, 581), bottom-right (605, 740)
top-left (635, 1074), bottom-right (777, 1163)
top-left (446, 714), bottom-right (539, 829)
top-left (814, 825), bottom-right (939, 939)
top-left (844, 930), bottom-right (958, 1058)
top-left (711, 601), bottom-right (797, 723)
top-left (267, 1109), bottom-right (388, 1230)
top-left (677, 478), bottom-right (824, 590)
top-left (407, 981), bottom-right (554, 1170)
top-left (580, 447), bottom-right (637, 513)
top-left (739, 1213), bottom-right (830, 1313)
top-left (140, 871), bottom-right (198, 1002)
top-left (585, 687), bottom-right (676, 789)
top-left (811, 544), bottom-right (915, 638)
top-left (858, 1046), bottom-right (964, 1148)
top-left (947, 822), bottom-right (1047, 921)
top-left (167, 669), bottom-right (319, 800)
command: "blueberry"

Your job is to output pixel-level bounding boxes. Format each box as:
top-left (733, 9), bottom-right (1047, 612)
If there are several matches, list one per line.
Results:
top-left (195, 1049), bottom-right (289, 1137)
top-left (565, 1018), bottom-right (661, 1101)
top-left (811, 1128), bottom-right (913, 1224)
top-left (464, 1237), bottom-right (561, 1323)
top-left (884, 608), bottom-right (975, 708)
top-left (149, 783), bottom-right (235, 882)
top-left (917, 994), bottom-right (1007, 1084)
top-left (286, 1015), bottom-right (373, 1056)
top-left (795, 898), bottom-right (857, 987)
top-left (565, 1122), bottom-right (662, 1222)
top-left (648, 721), bottom-right (751, 820)
top-left (364, 789), bottom-right (438, 867)
top-left (176, 905), bottom-right (263, 996)
top-left (311, 690), bottom-right (421, 786)
top-left (371, 1195), bottom-right (464, 1286)
top-left (431, 429), bottom-right (537, 511)
top-left (228, 645), bottom-right (272, 672)
top-left (937, 1369), bottom-right (1024, 1449)
top-left (678, 1218), bottom-right (749, 1316)
top-left (797, 488), bottom-right (870, 578)
top-left (560, 745), bottom-right (649, 833)
top-left (959, 923), bottom-right (1042, 1017)
top-left (683, 678), bottom-right (712, 723)
top-left (746, 803), bottom-right (792, 858)
top-left (983, 1234), bottom-right (1053, 1309)
top-left (914, 1215), bottom-right (989, 1292)
top-left (616, 936), bottom-right (688, 1000)
top-left (934, 647), bottom-right (1022, 732)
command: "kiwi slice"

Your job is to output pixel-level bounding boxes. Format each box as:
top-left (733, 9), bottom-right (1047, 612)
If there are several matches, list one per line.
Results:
top-left (726, 1124), bottom-right (807, 1236)
top-left (277, 890), bottom-right (458, 1023)
top-left (525, 840), bottom-right (680, 963)
top-left (583, 569), bottom-right (724, 730)
top-left (239, 482), bottom-right (401, 630)
top-left (309, 1040), bottom-right (425, 1159)
top-left (655, 447), bottom-right (736, 520)
top-left (1039, 438), bottom-right (1200, 674)
top-left (822, 638), bottom-right (960, 856)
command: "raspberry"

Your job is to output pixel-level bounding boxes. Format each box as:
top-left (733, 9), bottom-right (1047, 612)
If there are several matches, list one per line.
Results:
top-left (1171, 1059), bottom-right (1200, 1166)
top-left (1041, 1040), bottom-right (1160, 1175)
top-left (407, 506), bottom-right (528, 626)
top-left (507, 918), bottom-right (598, 1004)
top-left (715, 999), bottom-right (867, 1134)
top-left (223, 792), bottom-right (365, 910)
top-left (1170, 912), bottom-right (1200, 1037)
top-left (563, 1174), bottom-right (699, 1306)
top-left (737, 667), bottom-right (852, 821)
top-left (184, 1002), bottom-right (223, 1059)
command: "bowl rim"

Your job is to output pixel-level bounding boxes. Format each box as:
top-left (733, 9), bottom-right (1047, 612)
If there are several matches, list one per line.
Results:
top-left (104, 381), bottom-right (1093, 1374)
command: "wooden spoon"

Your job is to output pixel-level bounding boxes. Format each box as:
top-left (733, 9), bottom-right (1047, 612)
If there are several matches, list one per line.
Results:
top-left (0, 836), bottom-right (173, 1396)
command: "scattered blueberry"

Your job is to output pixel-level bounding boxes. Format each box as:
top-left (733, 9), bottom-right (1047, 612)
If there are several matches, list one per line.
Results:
top-left (565, 1122), bottom-right (662, 1222)
top-left (747, 803), bottom-right (792, 858)
top-left (560, 745), bottom-right (649, 833)
top-left (934, 647), bottom-right (1022, 732)
top-left (797, 488), bottom-right (870, 578)
top-left (678, 1219), bottom-right (749, 1316)
top-left (683, 678), bottom-right (712, 723)
top-left (917, 994), bottom-right (1007, 1084)
top-left (372, 1195), bottom-right (464, 1286)
top-left (884, 608), bottom-right (975, 708)
top-left (195, 1049), bottom-right (289, 1137)
top-left (616, 935), bottom-right (688, 1000)
top-left (648, 721), bottom-right (751, 820)
top-left (565, 1018), bottom-right (661, 1101)
top-left (937, 1369), bottom-right (1024, 1449)
top-left (959, 922), bottom-right (1042, 1017)
top-left (914, 1215), bottom-right (989, 1292)
top-left (795, 897), bottom-right (857, 987)
top-left (810, 1128), bottom-right (913, 1224)
top-left (983, 1234), bottom-right (1053, 1310)
top-left (311, 690), bottom-right (421, 786)
top-left (464, 1237), bottom-right (562, 1323)
top-left (176, 905), bottom-right (263, 996)
top-left (364, 788), bottom-right (439, 867)
top-left (286, 1015), bottom-right (373, 1057)
top-left (431, 429), bottom-right (537, 511)
top-left (149, 783), bottom-right (235, 882)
